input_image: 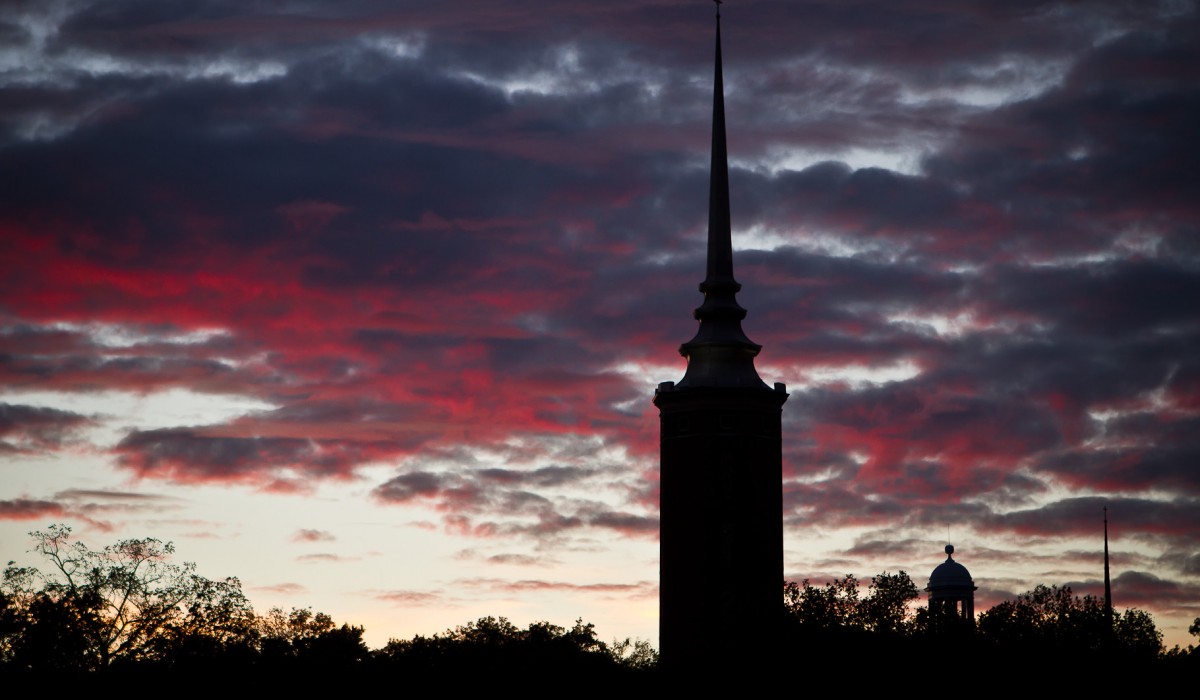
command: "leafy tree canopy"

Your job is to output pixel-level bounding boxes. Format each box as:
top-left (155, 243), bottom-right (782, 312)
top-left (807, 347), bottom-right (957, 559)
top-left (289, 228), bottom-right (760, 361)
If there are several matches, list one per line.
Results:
top-left (2, 525), bottom-right (254, 670)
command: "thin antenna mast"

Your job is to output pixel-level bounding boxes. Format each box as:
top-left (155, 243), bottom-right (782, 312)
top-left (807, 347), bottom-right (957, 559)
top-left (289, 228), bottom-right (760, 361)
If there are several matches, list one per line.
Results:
top-left (1104, 506), bottom-right (1114, 636)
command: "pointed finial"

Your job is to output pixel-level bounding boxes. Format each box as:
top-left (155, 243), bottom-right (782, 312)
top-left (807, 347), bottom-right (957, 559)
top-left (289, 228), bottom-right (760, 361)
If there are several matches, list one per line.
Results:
top-left (670, 0), bottom-right (768, 390)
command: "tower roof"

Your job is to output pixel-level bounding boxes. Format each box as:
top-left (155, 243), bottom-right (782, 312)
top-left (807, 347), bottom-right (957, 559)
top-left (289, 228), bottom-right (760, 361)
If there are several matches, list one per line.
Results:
top-left (674, 4), bottom-right (769, 391)
top-left (928, 544), bottom-right (976, 591)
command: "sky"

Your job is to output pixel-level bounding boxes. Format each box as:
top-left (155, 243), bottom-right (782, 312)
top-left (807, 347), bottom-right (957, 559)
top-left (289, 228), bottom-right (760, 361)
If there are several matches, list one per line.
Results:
top-left (1, 0), bottom-right (1197, 650)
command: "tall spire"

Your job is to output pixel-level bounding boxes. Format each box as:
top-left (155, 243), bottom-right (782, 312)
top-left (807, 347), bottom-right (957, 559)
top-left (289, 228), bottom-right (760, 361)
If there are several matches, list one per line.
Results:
top-left (706, 2), bottom-right (733, 288)
top-left (653, 4), bottom-right (787, 669)
top-left (676, 4), bottom-right (768, 390)
top-left (1104, 507), bottom-right (1114, 630)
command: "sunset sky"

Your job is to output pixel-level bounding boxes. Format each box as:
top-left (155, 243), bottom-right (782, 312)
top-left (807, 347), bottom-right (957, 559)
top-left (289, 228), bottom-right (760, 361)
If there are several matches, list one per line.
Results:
top-left (2, 0), bottom-right (1197, 649)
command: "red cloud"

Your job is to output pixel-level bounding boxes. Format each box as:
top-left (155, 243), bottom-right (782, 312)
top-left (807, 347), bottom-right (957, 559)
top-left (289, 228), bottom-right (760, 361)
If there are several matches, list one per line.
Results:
top-left (0, 499), bottom-right (66, 521)
top-left (292, 528), bottom-right (336, 543)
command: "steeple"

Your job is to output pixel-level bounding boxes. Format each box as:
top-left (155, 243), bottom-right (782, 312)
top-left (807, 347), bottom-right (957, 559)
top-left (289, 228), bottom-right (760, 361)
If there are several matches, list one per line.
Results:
top-left (653, 4), bottom-right (787, 670)
top-left (1104, 507), bottom-right (1114, 629)
top-left (676, 5), bottom-right (768, 390)
top-left (704, 3), bottom-right (734, 289)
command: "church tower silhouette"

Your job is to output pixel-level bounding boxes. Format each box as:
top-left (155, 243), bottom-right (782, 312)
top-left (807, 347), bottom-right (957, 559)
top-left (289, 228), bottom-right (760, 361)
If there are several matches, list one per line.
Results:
top-left (654, 5), bottom-right (788, 668)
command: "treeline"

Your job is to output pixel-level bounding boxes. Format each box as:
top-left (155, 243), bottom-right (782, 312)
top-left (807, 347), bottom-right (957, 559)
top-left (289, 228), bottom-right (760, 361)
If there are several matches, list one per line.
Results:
top-left (0, 526), bottom-right (654, 677)
top-left (3, 526), bottom-right (1197, 677)
top-left (781, 572), bottom-right (1196, 672)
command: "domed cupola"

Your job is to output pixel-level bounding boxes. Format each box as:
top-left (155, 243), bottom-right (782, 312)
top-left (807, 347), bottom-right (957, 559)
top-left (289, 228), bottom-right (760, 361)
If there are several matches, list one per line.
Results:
top-left (926, 544), bottom-right (977, 629)
top-left (929, 544), bottom-right (974, 591)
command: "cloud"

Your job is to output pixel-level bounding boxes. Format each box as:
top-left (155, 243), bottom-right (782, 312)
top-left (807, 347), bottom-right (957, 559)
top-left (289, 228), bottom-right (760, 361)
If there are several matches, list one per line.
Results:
top-left (0, 403), bottom-right (94, 452)
top-left (0, 490), bottom-right (171, 528)
top-left (485, 553), bottom-right (545, 566)
top-left (374, 471), bottom-right (447, 504)
top-left (372, 462), bottom-right (657, 545)
top-left (53, 489), bottom-right (170, 502)
top-left (43, 488), bottom-right (180, 522)
top-left (296, 553), bottom-right (353, 563)
top-left (375, 590), bottom-right (442, 606)
top-left (0, 498), bottom-right (66, 521)
top-left (1, 0), bottom-right (1197, 646)
top-left (845, 538), bottom-right (930, 560)
top-left (254, 582), bottom-right (308, 595)
top-left (115, 429), bottom-right (392, 485)
top-left (456, 577), bottom-right (657, 598)
top-left (1064, 571), bottom-right (1200, 614)
top-left (991, 497), bottom-right (1200, 540)
top-left (292, 528), bottom-right (335, 543)
top-left (476, 466), bottom-right (598, 488)
top-left (1157, 550), bottom-right (1200, 577)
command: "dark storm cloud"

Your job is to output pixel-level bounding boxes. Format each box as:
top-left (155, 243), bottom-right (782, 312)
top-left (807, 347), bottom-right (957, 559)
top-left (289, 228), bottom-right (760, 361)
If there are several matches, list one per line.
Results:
top-left (1065, 571), bottom-right (1200, 613)
top-left (1157, 550), bottom-right (1200, 577)
top-left (995, 497), bottom-right (1200, 540)
top-left (747, 243), bottom-right (970, 336)
top-left (787, 488), bottom-right (1198, 562)
top-left (920, 20), bottom-right (1200, 257)
top-left (115, 428), bottom-right (404, 485)
top-left (0, 320), bottom-right (279, 396)
top-left (1037, 439), bottom-right (1200, 495)
top-left (846, 538), bottom-right (930, 560)
top-left (476, 466), bottom-right (598, 488)
top-left (373, 465), bottom-right (656, 543)
top-left (0, 354), bottom-right (257, 394)
top-left (373, 471), bottom-right (446, 504)
top-left (783, 481), bottom-right (910, 529)
top-left (578, 506), bottom-right (659, 536)
top-left (0, 403), bottom-right (93, 452)
top-left (981, 261), bottom-right (1200, 340)
top-left (759, 166), bottom-right (967, 240)
top-left (258, 400), bottom-right (383, 425)
top-left (0, 323), bottom-right (92, 356)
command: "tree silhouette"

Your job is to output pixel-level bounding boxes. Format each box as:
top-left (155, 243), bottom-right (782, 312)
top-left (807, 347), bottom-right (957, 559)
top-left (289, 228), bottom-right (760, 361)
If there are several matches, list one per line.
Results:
top-left (977, 583), bottom-right (1163, 662)
top-left (783, 574), bottom-right (860, 630)
top-left (256, 606), bottom-right (368, 668)
top-left (3, 525), bottom-right (256, 670)
top-left (372, 615), bottom-right (630, 676)
top-left (858, 571), bottom-right (919, 635)
top-left (148, 574), bottom-right (258, 667)
top-left (6, 524), bottom-right (1193, 678)
top-left (783, 571), bottom-right (919, 635)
